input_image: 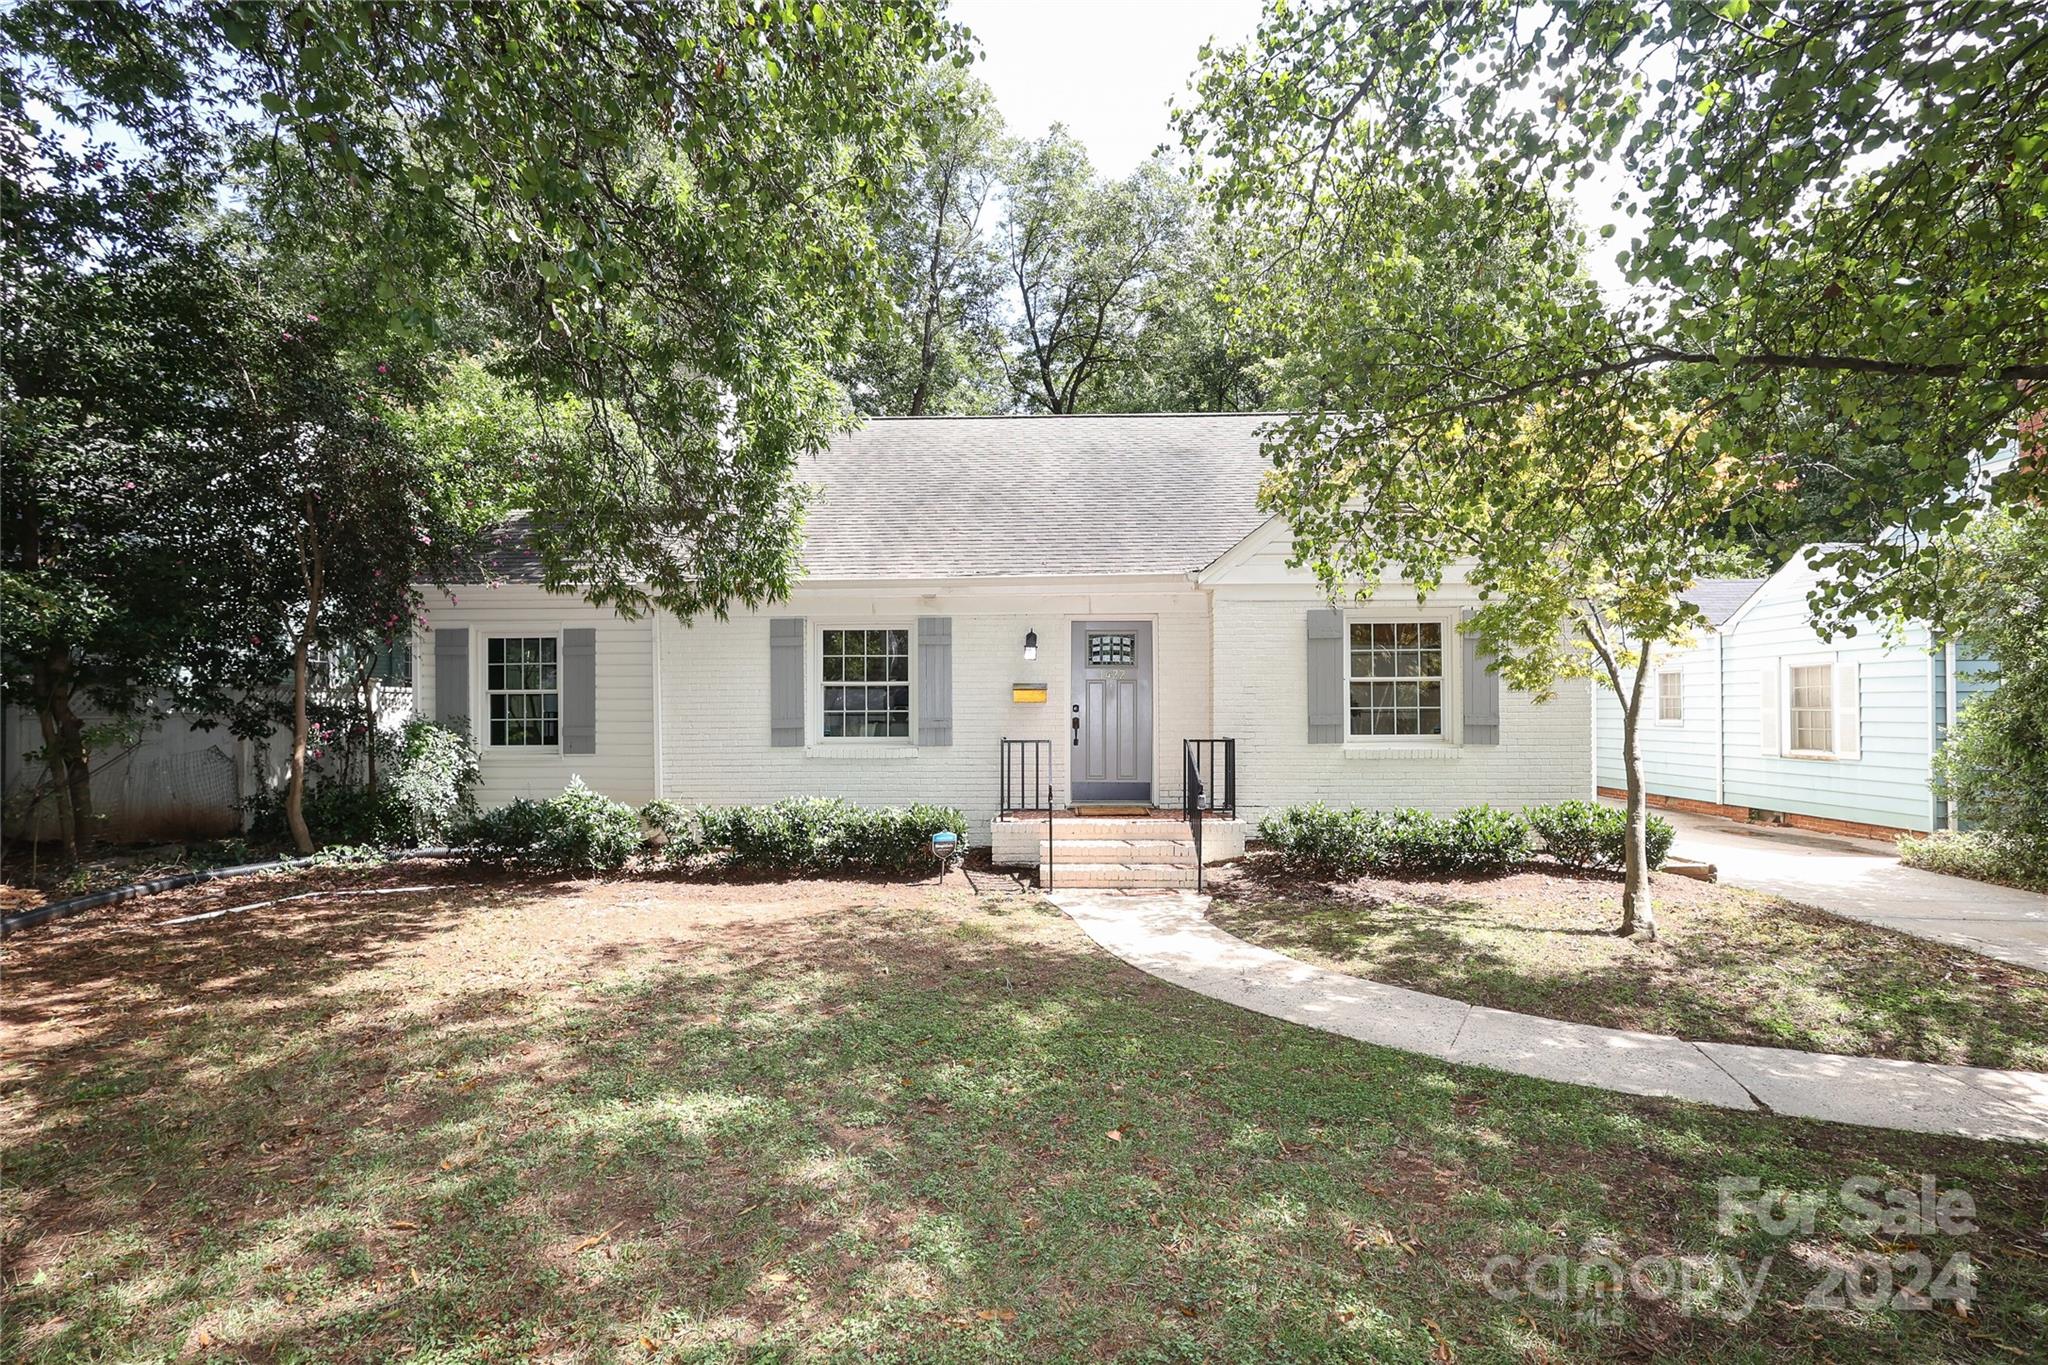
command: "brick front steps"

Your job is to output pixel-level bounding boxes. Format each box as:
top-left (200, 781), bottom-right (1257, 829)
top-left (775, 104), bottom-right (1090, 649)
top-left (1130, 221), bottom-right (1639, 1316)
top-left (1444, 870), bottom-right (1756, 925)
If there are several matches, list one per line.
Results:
top-left (990, 813), bottom-right (1247, 889)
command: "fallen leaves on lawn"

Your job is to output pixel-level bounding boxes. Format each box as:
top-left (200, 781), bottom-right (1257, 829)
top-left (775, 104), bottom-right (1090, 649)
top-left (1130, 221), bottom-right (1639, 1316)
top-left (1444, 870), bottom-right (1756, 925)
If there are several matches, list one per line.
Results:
top-left (572, 1222), bottom-right (622, 1253)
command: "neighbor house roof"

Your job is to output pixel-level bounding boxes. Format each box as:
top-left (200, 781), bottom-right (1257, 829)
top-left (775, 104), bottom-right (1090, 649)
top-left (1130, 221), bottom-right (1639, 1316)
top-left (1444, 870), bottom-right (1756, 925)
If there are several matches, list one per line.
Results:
top-left (799, 413), bottom-right (1277, 579)
top-left (1679, 576), bottom-right (1767, 627)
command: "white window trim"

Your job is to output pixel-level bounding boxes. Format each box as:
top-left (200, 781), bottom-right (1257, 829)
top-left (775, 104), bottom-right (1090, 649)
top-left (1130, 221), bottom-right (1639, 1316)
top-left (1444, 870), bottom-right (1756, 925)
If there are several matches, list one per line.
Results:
top-left (1340, 607), bottom-right (1460, 747)
top-left (1780, 652), bottom-right (1839, 760)
top-left (481, 628), bottom-right (564, 753)
top-left (1653, 666), bottom-right (1685, 727)
top-left (811, 620), bottom-right (917, 747)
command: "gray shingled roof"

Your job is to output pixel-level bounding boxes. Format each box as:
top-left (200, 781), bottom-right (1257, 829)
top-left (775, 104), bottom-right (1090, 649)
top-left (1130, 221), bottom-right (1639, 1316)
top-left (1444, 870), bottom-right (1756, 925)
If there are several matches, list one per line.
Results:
top-left (798, 413), bottom-right (1277, 579)
top-left (1680, 576), bottom-right (1767, 627)
top-left (461, 414), bottom-right (1280, 585)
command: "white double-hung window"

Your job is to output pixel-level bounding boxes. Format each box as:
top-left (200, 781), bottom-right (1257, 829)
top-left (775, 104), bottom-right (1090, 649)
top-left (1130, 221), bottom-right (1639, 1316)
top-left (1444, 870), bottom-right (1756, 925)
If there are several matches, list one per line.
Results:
top-left (1787, 663), bottom-right (1834, 754)
top-left (1764, 655), bottom-right (1860, 761)
top-left (486, 636), bottom-right (559, 747)
top-left (819, 627), bottom-right (912, 739)
top-left (1656, 668), bottom-right (1684, 725)
top-left (1347, 620), bottom-right (1445, 738)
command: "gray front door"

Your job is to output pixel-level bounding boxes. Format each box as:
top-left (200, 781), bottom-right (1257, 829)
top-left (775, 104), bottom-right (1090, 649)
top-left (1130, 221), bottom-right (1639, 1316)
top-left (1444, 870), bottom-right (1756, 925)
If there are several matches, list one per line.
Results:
top-left (1071, 621), bottom-right (1153, 803)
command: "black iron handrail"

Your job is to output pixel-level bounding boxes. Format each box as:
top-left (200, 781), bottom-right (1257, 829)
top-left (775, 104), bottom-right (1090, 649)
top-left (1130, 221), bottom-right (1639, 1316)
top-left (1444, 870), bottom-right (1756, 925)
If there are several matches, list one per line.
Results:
top-left (1183, 738), bottom-right (1236, 816)
top-left (1182, 738), bottom-right (1236, 893)
top-left (999, 738), bottom-right (1053, 816)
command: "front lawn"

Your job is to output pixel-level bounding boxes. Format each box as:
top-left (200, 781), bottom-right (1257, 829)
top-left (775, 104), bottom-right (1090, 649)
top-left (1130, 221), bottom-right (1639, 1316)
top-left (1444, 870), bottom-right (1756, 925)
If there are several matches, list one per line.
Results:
top-left (5, 863), bottom-right (2046, 1362)
top-left (1209, 856), bottom-right (2048, 1070)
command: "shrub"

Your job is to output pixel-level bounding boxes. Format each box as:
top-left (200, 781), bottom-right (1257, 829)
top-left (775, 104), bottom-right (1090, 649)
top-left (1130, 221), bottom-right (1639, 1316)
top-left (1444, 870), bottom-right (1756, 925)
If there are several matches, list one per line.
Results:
top-left (1897, 830), bottom-right (2048, 893)
top-left (822, 803), bottom-right (971, 873)
top-left (456, 778), bottom-right (644, 874)
top-left (1526, 800), bottom-right (1675, 872)
top-left (671, 798), bottom-right (968, 874)
top-left (243, 719), bottom-right (478, 849)
top-left (383, 719), bottom-right (482, 844)
top-left (640, 798), bottom-right (705, 860)
top-left (1255, 803), bottom-right (1379, 877)
top-left (1256, 803), bottom-right (1529, 877)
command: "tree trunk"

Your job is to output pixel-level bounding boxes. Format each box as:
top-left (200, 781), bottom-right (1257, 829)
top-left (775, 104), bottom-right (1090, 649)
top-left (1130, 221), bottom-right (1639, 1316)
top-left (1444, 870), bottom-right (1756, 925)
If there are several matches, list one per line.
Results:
top-left (363, 672), bottom-right (378, 795)
top-left (1616, 654), bottom-right (1658, 940)
top-left (284, 509), bottom-right (325, 856)
top-left (32, 702), bottom-right (77, 864)
top-left (35, 646), bottom-right (93, 856)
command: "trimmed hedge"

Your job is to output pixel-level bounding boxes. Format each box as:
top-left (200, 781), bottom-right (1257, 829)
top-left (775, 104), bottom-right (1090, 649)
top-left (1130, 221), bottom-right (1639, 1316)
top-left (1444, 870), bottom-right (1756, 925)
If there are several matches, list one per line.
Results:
top-left (1256, 803), bottom-right (1531, 877)
top-left (643, 797), bottom-right (967, 875)
top-left (1526, 800), bottom-right (1675, 872)
top-left (456, 778), bottom-right (643, 874)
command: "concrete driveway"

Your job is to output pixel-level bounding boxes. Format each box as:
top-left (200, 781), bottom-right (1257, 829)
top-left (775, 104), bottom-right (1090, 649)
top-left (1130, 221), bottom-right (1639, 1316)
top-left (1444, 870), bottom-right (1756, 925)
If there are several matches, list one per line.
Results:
top-left (1660, 809), bottom-right (2048, 973)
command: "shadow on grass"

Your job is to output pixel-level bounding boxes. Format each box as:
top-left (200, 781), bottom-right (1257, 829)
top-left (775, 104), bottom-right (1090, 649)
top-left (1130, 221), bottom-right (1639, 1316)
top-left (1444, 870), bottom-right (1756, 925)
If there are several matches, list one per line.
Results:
top-left (4, 868), bottom-right (2046, 1361)
top-left (1210, 855), bottom-right (2048, 1070)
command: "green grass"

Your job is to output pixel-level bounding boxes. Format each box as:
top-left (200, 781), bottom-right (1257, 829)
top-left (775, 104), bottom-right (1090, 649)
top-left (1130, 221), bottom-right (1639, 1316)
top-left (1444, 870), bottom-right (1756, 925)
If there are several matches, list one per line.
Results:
top-left (4, 867), bottom-right (2045, 1362)
top-left (1209, 857), bottom-right (2048, 1070)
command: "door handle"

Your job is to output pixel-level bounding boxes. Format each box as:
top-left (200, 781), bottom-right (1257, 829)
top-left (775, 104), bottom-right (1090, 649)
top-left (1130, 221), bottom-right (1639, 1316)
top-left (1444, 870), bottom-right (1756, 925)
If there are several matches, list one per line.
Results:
top-left (1071, 703), bottom-right (1080, 746)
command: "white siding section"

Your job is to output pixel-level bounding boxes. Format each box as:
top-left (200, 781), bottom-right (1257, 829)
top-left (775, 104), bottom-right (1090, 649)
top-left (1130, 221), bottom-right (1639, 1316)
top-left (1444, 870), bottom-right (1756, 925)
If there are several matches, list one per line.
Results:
top-left (1594, 639), bottom-right (1720, 803)
top-left (413, 584), bottom-right (658, 808)
top-left (1596, 556), bottom-right (1944, 831)
top-left (1718, 559), bottom-right (1935, 830)
top-left (657, 583), bottom-right (1213, 830)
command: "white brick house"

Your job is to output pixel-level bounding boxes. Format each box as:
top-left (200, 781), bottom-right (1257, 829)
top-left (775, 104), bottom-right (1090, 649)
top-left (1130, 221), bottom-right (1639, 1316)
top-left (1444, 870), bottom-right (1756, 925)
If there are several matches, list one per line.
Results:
top-left (412, 414), bottom-right (1595, 872)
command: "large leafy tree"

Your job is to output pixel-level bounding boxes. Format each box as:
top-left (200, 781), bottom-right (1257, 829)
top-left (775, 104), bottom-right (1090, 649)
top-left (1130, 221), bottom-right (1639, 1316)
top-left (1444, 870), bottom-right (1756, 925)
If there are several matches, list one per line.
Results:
top-left (0, 125), bottom-right (262, 856)
top-left (1002, 132), bottom-right (1198, 413)
top-left (1928, 510), bottom-right (2048, 876)
top-left (1183, 0), bottom-right (2047, 619)
top-left (12, 0), bottom-right (965, 619)
top-left (842, 67), bottom-right (1010, 416)
top-left (1254, 187), bottom-right (1756, 936)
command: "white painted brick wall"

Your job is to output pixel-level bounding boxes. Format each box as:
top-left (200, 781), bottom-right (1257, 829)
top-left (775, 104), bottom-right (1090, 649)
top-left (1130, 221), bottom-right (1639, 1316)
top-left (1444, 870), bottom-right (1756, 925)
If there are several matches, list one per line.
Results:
top-left (658, 585), bottom-right (1214, 833)
top-left (1212, 588), bottom-right (1594, 819)
top-left (418, 569), bottom-right (1596, 833)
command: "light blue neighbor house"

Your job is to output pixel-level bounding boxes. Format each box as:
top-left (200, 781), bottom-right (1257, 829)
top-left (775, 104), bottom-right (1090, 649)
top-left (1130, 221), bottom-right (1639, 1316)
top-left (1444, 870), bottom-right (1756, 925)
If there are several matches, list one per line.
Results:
top-left (1596, 548), bottom-right (1996, 837)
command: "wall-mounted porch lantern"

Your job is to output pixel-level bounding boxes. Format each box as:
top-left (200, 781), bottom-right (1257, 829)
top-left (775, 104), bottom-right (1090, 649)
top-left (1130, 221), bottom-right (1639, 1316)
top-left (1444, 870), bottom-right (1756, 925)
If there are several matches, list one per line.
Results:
top-left (1023, 628), bottom-right (1038, 661)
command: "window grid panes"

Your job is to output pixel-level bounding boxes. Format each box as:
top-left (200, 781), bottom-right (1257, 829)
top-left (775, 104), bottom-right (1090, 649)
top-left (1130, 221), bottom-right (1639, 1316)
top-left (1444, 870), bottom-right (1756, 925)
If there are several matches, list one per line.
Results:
top-left (1658, 670), bottom-right (1683, 722)
top-left (821, 628), bottom-right (910, 738)
top-left (1088, 633), bottom-right (1136, 666)
top-left (1347, 621), bottom-right (1444, 737)
top-left (487, 636), bottom-right (559, 746)
top-left (1789, 664), bottom-right (1834, 753)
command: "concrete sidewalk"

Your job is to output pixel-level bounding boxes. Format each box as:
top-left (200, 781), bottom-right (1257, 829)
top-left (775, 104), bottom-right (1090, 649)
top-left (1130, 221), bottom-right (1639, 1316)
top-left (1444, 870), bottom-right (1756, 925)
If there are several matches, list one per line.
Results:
top-left (1660, 809), bottom-right (2048, 973)
top-left (1050, 890), bottom-right (2048, 1144)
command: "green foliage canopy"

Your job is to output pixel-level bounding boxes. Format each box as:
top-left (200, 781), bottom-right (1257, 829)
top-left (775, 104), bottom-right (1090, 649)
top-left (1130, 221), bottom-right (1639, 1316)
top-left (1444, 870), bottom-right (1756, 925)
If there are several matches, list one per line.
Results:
top-left (1182, 0), bottom-right (2047, 620)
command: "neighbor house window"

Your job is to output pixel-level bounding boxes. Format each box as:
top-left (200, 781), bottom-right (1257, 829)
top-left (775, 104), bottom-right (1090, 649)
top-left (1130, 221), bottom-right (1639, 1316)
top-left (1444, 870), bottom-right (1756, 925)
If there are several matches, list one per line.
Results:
top-left (1788, 663), bottom-right (1834, 754)
top-left (487, 636), bottom-right (558, 746)
top-left (1347, 621), bottom-right (1443, 737)
top-left (820, 627), bottom-right (910, 738)
top-left (1657, 668), bottom-right (1683, 724)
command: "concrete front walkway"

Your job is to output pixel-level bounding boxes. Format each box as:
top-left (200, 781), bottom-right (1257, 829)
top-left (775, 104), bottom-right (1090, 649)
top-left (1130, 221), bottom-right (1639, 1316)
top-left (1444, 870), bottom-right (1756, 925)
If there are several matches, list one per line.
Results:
top-left (1661, 809), bottom-right (2048, 973)
top-left (1049, 890), bottom-right (2048, 1144)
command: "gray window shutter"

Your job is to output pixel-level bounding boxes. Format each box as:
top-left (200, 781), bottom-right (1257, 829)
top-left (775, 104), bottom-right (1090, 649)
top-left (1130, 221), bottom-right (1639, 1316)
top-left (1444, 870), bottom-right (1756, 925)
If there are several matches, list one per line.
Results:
top-left (561, 627), bottom-right (597, 755)
top-left (769, 618), bottom-right (805, 747)
top-left (1306, 608), bottom-right (1344, 743)
top-left (433, 627), bottom-right (469, 736)
top-left (917, 616), bottom-right (953, 747)
top-left (1460, 608), bottom-right (1500, 745)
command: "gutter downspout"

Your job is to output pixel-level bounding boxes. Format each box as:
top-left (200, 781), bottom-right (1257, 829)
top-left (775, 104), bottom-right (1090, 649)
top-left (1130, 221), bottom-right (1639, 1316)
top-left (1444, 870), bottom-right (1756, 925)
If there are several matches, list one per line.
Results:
top-left (1714, 631), bottom-right (1726, 807)
top-left (651, 610), bottom-right (667, 801)
top-left (1944, 639), bottom-right (1958, 831)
